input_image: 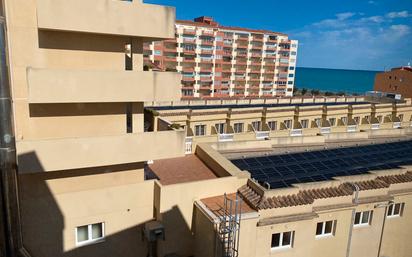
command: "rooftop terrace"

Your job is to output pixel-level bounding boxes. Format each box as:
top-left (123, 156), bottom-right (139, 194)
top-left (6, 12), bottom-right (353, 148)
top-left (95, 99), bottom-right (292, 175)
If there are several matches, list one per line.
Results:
top-left (147, 155), bottom-right (217, 185)
top-left (150, 101), bottom-right (368, 111)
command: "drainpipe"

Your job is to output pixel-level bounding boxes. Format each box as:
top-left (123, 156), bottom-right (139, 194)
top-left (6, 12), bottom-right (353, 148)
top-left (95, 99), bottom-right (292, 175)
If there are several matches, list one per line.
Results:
top-left (345, 183), bottom-right (359, 257)
top-left (375, 201), bottom-right (393, 257)
top-left (0, 3), bottom-right (26, 257)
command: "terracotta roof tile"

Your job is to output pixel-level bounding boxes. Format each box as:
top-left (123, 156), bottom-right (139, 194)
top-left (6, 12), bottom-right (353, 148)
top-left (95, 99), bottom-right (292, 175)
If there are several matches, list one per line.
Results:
top-left (201, 193), bottom-right (256, 217)
top-left (239, 172), bottom-right (412, 210)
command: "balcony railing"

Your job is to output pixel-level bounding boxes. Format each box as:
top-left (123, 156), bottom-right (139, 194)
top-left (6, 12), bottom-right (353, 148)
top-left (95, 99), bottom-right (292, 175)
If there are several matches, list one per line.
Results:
top-left (320, 127), bottom-right (331, 134)
top-left (218, 133), bottom-right (234, 142)
top-left (393, 122), bottom-right (401, 129)
top-left (371, 123), bottom-right (380, 130)
top-left (185, 137), bottom-right (193, 154)
top-left (347, 125), bottom-right (357, 132)
top-left (36, 0), bottom-right (176, 39)
top-left (290, 129), bottom-right (303, 137)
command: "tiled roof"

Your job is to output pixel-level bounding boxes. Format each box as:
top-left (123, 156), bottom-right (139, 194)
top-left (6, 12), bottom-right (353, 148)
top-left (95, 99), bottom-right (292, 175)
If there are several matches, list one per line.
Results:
top-left (238, 172), bottom-right (412, 210)
top-left (148, 155), bottom-right (217, 185)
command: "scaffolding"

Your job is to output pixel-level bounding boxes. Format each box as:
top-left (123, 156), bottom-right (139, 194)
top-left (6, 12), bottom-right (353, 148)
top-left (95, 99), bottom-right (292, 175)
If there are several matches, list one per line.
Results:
top-left (216, 193), bottom-right (242, 257)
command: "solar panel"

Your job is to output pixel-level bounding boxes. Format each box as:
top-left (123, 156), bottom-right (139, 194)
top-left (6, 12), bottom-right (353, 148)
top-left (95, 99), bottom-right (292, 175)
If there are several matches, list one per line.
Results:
top-left (231, 139), bottom-right (412, 189)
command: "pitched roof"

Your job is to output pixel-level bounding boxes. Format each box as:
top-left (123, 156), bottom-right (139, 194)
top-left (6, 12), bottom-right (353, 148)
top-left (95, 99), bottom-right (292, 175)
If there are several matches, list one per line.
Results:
top-left (238, 171), bottom-right (412, 210)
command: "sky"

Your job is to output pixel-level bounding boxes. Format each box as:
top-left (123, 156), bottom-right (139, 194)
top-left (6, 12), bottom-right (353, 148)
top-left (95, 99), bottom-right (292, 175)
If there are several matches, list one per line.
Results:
top-left (145, 0), bottom-right (412, 71)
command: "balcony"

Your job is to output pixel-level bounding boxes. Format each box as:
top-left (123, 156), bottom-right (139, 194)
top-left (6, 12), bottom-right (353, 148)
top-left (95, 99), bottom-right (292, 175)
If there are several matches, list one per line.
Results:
top-left (202, 30), bottom-right (215, 36)
top-left (182, 76), bottom-right (195, 82)
top-left (201, 40), bottom-right (214, 46)
top-left (36, 0), bottom-right (175, 39)
top-left (16, 131), bottom-right (185, 173)
top-left (183, 29), bottom-right (197, 35)
top-left (200, 49), bottom-right (214, 55)
top-left (183, 38), bottom-right (196, 43)
top-left (183, 48), bottom-right (196, 55)
top-left (28, 68), bottom-right (182, 103)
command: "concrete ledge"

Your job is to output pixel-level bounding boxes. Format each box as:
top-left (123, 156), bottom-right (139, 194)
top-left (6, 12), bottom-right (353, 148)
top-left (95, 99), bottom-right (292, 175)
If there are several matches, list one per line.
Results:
top-left (324, 131), bottom-right (369, 142)
top-left (37, 0), bottom-right (175, 39)
top-left (28, 68), bottom-right (181, 103)
top-left (366, 128), bottom-right (407, 137)
top-left (16, 131), bottom-right (185, 173)
top-left (270, 135), bottom-right (324, 146)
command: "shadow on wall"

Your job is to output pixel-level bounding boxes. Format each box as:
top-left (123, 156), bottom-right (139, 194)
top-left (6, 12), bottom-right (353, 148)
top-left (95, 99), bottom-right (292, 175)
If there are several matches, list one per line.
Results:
top-left (17, 151), bottom-right (192, 257)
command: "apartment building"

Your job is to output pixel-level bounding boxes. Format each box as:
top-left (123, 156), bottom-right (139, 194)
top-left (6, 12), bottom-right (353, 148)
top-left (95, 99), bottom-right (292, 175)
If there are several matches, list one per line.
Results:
top-left (2, 1), bottom-right (412, 257)
top-left (148, 97), bottom-right (412, 152)
top-left (1, 0), bottom-right (186, 256)
top-left (374, 66), bottom-right (412, 98)
top-left (143, 16), bottom-right (298, 99)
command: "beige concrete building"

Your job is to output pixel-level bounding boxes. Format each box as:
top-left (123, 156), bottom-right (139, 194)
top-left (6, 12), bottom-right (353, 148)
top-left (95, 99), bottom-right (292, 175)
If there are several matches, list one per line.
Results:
top-left (149, 97), bottom-right (412, 153)
top-left (2, 1), bottom-right (412, 257)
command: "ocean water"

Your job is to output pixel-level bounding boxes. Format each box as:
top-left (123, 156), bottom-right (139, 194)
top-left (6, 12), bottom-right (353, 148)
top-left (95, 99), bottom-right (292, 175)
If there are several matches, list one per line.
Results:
top-left (294, 67), bottom-right (381, 94)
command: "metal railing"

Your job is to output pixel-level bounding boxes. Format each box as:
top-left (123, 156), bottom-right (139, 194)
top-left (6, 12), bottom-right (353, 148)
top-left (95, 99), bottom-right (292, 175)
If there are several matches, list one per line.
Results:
top-left (371, 123), bottom-right (380, 130)
top-left (218, 133), bottom-right (234, 142)
top-left (185, 137), bottom-right (193, 154)
top-left (347, 125), bottom-right (357, 133)
top-left (255, 131), bottom-right (270, 139)
top-left (393, 122), bottom-right (401, 129)
top-left (290, 129), bottom-right (303, 137)
top-left (320, 127), bottom-right (331, 134)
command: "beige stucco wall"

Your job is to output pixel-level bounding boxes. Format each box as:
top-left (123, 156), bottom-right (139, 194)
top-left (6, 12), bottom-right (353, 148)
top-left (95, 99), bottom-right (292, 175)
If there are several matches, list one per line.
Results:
top-left (19, 169), bottom-right (154, 257)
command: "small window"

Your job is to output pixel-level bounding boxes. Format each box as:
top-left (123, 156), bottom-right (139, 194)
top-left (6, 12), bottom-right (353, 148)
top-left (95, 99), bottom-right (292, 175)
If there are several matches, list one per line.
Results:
top-left (353, 116), bottom-right (360, 125)
top-left (234, 123), bottom-right (244, 133)
top-left (301, 119), bottom-right (309, 128)
top-left (76, 223), bottom-right (105, 246)
top-left (195, 125), bottom-right (206, 136)
top-left (329, 118), bottom-right (336, 126)
top-left (316, 220), bottom-right (335, 238)
top-left (284, 119), bottom-right (292, 129)
top-left (387, 203), bottom-right (404, 218)
top-left (341, 117), bottom-right (348, 125)
top-left (354, 211), bottom-right (373, 227)
top-left (154, 50), bottom-right (162, 56)
top-left (271, 231), bottom-right (294, 250)
top-left (268, 121), bottom-right (277, 131)
top-left (215, 123), bottom-right (225, 134)
top-left (314, 118), bottom-right (321, 127)
top-left (252, 121), bottom-right (261, 131)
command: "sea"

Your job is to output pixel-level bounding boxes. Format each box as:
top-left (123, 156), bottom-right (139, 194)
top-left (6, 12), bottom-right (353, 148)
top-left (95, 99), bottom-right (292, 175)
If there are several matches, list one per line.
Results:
top-left (294, 67), bottom-right (381, 95)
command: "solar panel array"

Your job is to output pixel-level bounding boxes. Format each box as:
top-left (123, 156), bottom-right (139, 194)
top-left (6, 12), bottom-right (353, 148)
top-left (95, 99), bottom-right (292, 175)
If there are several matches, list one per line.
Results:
top-left (231, 140), bottom-right (412, 189)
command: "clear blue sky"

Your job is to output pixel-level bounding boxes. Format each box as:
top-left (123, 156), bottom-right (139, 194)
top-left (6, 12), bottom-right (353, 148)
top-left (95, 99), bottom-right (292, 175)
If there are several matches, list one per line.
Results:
top-left (145, 0), bottom-right (412, 71)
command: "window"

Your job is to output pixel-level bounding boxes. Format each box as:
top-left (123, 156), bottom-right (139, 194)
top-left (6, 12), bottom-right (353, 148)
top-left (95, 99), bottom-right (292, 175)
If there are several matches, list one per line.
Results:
top-left (387, 203), bottom-right (404, 217)
top-left (288, 74), bottom-right (294, 78)
top-left (377, 115), bottom-right (383, 123)
top-left (195, 125), bottom-right (206, 136)
top-left (399, 114), bottom-right (404, 121)
top-left (341, 117), bottom-right (348, 125)
top-left (252, 121), bottom-right (261, 131)
top-left (154, 50), bottom-right (162, 56)
top-left (215, 123), bottom-right (225, 134)
top-left (76, 223), bottom-right (104, 246)
top-left (301, 119), bottom-right (309, 128)
top-left (329, 118), bottom-right (336, 126)
top-left (314, 118), bottom-right (321, 127)
top-left (316, 220), bottom-right (335, 237)
top-left (234, 123), bottom-right (244, 133)
top-left (289, 66), bottom-right (295, 70)
top-left (284, 119), bottom-right (292, 129)
top-left (288, 81), bottom-right (293, 85)
top-left (364, 115), bottom-right (370, 123)
top-left (354, 210), bottom-right (373, 226)
top-left (268, 121), bottom-right (277, 131)
top-left (291, 51), bottom-right (297, 56)
top-left (271, 231), bottom-right (294, 249)
top-left (353, 116), bottom-right (360, 125)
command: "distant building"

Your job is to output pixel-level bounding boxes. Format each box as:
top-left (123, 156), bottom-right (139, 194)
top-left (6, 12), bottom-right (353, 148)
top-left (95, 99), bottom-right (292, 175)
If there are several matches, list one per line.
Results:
top-left (143, 16), bottom-right (298, 99)
top-left (374, 66), bottom-right (412, 98)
